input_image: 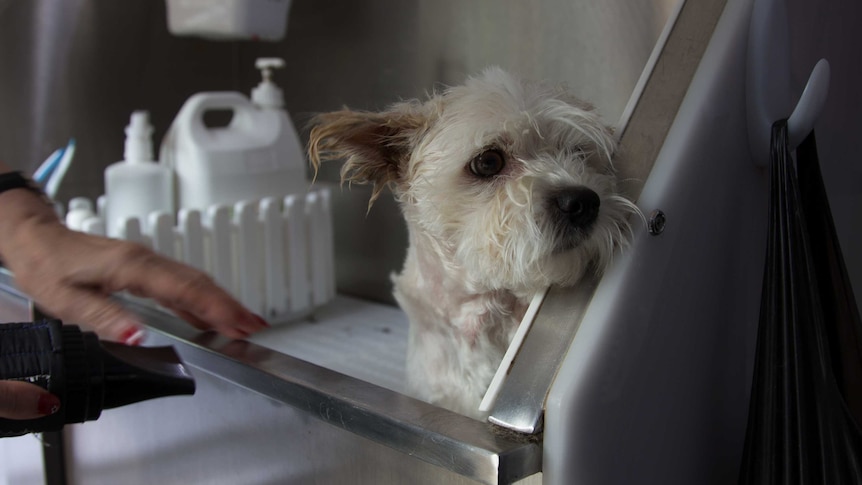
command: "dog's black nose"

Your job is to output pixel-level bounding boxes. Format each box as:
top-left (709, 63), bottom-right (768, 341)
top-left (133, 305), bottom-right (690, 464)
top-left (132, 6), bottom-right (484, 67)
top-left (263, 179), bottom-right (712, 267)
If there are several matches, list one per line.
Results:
top-left (553, 187), bottom-right (600, 227)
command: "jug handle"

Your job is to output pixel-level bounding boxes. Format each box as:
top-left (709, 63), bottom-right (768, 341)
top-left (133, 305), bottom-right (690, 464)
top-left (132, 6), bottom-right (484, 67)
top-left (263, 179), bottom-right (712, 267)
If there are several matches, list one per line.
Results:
top-left (184, 92), bottom-right (255, 132)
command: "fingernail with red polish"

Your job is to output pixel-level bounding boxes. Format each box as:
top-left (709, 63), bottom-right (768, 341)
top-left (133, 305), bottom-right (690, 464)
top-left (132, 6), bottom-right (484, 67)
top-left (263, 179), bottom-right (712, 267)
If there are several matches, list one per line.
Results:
top-left (253, 314), bottom-right (271, 328)
top-left (38, 393), bottom-right (61, 416)
top-left (119, 327), bottom-right (146, 346)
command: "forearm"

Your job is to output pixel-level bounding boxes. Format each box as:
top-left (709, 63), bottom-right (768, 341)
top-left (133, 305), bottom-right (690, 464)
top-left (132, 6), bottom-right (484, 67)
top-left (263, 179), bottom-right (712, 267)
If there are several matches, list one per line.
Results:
top-left (0, 167), bottom-right (60, 266)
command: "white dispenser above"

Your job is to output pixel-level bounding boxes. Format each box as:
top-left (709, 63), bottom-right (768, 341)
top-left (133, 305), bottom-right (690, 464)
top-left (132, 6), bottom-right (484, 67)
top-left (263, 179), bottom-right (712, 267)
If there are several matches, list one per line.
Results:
top-left (165, 0), bottom-right (292, 41)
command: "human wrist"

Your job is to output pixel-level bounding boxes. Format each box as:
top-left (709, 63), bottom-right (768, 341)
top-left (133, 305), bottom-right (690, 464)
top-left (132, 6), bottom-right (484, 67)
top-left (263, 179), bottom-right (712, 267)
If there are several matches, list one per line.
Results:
top-left (0, 183), bottom-right (61, 265)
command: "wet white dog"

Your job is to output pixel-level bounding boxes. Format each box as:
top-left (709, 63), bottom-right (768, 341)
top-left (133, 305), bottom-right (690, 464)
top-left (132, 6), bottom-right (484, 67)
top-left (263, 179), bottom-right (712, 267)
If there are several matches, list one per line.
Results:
top-left (308, 68), bottom-right (637, 418)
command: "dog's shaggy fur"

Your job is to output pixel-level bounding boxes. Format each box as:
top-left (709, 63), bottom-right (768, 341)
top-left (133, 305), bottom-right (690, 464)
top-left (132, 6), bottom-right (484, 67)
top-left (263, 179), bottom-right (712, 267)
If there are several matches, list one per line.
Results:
top-left (308, 68), bottom-right (638, 418)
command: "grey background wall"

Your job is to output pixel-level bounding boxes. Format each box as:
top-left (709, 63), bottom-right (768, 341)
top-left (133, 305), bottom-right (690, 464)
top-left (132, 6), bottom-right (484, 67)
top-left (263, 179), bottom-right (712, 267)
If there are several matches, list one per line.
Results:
top-left (0, 0), bottom-right (678, 304)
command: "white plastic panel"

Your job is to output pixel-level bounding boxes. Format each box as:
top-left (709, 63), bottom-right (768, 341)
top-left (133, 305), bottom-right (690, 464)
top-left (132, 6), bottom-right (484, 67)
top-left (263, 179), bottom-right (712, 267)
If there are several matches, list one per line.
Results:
top-left (65, 189), bottom-right (335, 323)
top-left (545, 0), bottom-right (765, 483)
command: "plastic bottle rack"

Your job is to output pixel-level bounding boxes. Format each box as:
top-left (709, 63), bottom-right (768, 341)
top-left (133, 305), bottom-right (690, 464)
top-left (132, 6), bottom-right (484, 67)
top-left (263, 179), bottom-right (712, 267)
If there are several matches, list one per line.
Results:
top-left (66, 189), bottom-right (335, 323)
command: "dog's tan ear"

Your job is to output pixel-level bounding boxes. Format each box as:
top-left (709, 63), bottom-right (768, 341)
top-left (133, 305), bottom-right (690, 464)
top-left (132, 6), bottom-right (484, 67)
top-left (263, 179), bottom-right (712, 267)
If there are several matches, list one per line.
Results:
top-left (307, 102), bottom-right (431, 207)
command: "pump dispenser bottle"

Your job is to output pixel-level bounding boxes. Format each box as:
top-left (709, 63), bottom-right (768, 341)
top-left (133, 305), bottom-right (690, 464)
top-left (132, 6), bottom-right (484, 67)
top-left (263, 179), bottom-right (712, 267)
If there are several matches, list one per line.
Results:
top-left (252, 58), bottom-right (287, 108)
top-left (105, 111), bottom-right (174, 238)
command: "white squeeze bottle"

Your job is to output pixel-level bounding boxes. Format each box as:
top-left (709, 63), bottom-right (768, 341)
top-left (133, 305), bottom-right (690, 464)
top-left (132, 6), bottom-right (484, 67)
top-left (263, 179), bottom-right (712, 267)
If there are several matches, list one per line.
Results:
top-left (160, 57), bottom-right (306, 211)
top-left (104, 111), bottom-right (174, 238)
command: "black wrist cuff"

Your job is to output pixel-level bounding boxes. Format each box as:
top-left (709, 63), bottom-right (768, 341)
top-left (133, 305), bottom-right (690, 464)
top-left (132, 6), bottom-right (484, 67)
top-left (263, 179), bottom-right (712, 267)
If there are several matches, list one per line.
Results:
top-left (0, 171), bottom-right (46, 198)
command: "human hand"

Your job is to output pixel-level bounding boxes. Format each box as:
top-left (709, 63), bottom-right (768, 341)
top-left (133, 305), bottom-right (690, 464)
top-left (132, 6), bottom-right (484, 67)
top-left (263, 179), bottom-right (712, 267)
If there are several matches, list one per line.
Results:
top-left (0, 188), bottom-right (268, 344)
top-left (0, 380), bottom-right (60, 420)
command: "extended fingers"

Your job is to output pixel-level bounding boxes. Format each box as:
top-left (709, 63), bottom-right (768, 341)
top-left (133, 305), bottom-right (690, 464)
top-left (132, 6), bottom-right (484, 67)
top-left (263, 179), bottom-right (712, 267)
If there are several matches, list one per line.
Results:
top-left (104, 243), bottom-right (268, 338)
top-left (29, 283), bottom-right (145, 344)
top-left (13, 230), bottom-right (266, 340)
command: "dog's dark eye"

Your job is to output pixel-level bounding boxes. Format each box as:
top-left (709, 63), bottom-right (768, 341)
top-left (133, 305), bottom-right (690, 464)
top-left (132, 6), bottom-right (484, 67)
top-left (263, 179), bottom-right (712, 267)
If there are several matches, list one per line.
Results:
top-left (469, 150), bottom-right (506, 177)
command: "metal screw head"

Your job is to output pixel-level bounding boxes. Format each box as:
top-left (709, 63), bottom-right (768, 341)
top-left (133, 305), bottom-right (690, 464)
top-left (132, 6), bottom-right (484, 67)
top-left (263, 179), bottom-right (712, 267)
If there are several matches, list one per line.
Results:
top-left (648, 210), bottom-right (666, 235)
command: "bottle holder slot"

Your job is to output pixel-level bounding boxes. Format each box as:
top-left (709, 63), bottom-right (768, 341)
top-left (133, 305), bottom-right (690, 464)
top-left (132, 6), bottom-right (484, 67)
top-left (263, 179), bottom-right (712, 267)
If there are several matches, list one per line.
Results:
top-left (65, 188), bottom-right (335, 323)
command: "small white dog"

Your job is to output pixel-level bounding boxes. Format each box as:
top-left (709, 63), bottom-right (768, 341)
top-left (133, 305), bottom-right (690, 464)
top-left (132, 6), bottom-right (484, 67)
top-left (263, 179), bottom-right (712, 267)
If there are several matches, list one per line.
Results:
top-left (308, 68), bottom-right (637, 418)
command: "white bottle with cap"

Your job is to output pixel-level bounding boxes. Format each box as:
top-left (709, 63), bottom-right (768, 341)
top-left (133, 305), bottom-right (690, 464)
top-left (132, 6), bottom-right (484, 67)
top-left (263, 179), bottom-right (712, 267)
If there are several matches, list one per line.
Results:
top-left (160, 58), bottom-right (307, 211)
top-left (105, 111), bottom-right (174, 238)
top-left (65, 197), bottom-right (97, 232)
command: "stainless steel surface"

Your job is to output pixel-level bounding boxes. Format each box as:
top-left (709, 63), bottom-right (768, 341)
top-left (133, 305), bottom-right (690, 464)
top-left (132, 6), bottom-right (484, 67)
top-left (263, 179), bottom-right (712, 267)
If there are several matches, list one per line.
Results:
top-left (0, 271), bottom-right (539, 485)
top-left (137, 313), bottom-right (541, 484)
top-left (487, 281), bottom-right (597, 434)
top-left (247, 294), bottom-right (410, 394)
top-left (67, 362), bottom-right (532, 485)
top-left (0, 0), bottom-right (681, 304)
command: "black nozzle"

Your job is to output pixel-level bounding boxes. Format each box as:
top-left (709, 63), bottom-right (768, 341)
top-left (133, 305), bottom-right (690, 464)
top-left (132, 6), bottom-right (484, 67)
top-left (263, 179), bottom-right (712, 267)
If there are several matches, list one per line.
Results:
top-left (0, 320), bottom-right (195, 437)
top-left (99, 341), bottom-right (195, 410)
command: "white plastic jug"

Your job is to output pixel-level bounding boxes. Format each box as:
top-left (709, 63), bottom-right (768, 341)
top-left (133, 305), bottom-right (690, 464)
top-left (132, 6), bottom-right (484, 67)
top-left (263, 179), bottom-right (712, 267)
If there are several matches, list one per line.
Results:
top-left (160, 87), bottom-right (307, 211)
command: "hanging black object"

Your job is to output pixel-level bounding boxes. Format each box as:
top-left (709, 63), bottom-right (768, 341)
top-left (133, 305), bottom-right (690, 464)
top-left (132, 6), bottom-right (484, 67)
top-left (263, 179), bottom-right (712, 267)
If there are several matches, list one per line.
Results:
top-left (739, 120), bottom-right (862, 483)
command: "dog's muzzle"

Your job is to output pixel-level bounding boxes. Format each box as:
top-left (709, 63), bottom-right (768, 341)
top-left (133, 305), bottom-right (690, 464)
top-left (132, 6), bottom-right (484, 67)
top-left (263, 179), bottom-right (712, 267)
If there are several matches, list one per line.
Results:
top-left (548, 187), bottom-right (601, 252)
top-left (552, 187), bottom-right (600, 227)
